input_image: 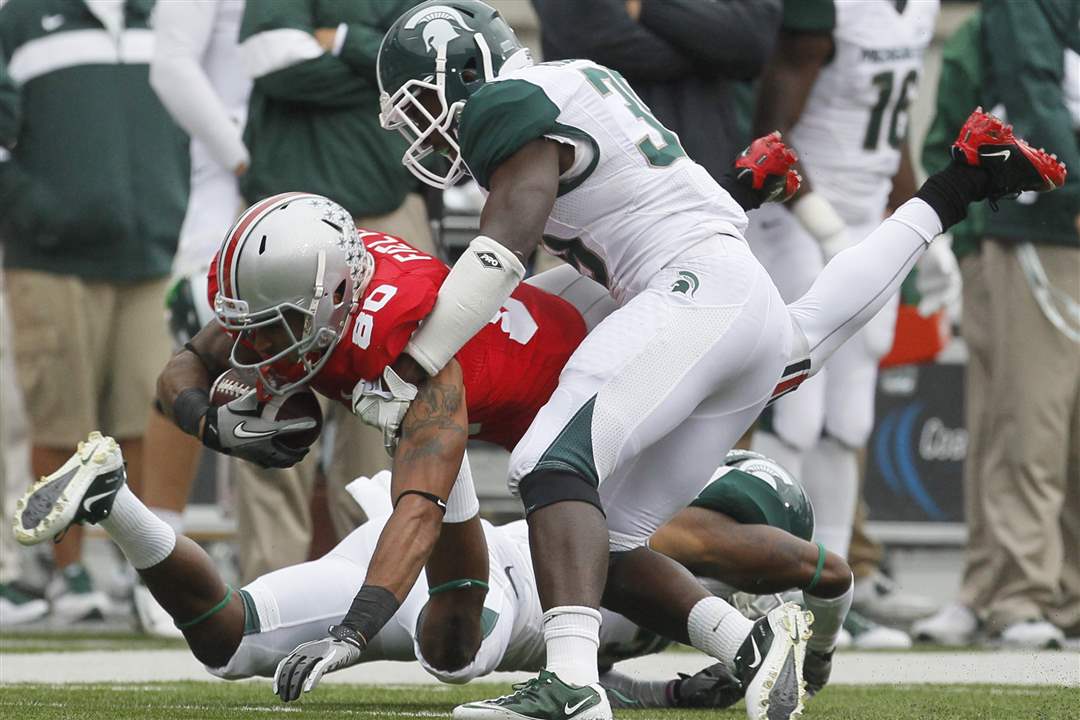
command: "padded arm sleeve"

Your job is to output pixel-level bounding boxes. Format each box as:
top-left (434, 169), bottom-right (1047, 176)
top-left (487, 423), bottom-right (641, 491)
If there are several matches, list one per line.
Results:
top-left (405, 236), bottom-right (526, 376)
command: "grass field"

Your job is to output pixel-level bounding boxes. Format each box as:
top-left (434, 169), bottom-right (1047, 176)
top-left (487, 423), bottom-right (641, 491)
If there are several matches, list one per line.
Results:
top-left (0, 682), bottom-right (1077, 720)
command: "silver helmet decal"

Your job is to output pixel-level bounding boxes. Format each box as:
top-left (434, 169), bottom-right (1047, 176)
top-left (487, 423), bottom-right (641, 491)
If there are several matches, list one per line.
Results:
top-left (403, 5), bottom-right (471, 53)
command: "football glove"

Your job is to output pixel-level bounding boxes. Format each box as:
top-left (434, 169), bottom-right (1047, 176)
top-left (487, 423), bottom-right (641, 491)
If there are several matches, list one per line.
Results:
top-left (351, 366), bottom-right (418, 451)
top-left (733, 131), bottom-right (802, 204)
top-left (914, 239), bottom-right (962, 317)
top-left (202, 391), bottom-right (314, 469)
top-left (274, 624), bottom-right (366, 702)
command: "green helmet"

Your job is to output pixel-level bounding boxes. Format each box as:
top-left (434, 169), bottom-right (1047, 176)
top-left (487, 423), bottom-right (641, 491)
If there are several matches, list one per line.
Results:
top-left (723, 449), bottom-right (816, 543)
top-left (377, 0), bottom-right (532, 188)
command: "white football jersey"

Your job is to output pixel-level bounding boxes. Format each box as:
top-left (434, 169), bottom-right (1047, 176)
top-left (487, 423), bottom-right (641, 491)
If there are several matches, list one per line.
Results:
top-left (790, 0), bottom-right (939, 223)
top-left (459, 60), bottom-right (747, 303)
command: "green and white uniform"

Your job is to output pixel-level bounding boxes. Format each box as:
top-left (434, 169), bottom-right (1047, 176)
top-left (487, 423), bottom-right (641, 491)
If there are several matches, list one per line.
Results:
top-left (459, 59), bottom-right (748, 304)
top-left (748, 0), bottom-right (939, 560)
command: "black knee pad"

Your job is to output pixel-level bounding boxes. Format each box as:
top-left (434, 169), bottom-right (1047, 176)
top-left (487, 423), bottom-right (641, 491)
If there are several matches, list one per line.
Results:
top-left (519, 469), bottom-right (604, 517)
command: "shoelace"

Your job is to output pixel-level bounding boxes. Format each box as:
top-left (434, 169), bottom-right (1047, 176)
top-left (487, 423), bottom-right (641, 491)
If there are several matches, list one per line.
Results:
top-left (497, 677), bottom-right (553, 704)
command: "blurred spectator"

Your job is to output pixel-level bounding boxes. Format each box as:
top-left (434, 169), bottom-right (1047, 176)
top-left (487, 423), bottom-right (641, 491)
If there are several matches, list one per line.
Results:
top-left (0, 0), bottom-right (188, 619)
top-left (911, 11), bottom-right (990, 647)
top-left (139, 0), bottom-right (251, 634)
top-left (532, 0), bottom-right (781, 182)
top-left (748, 0), bottom-right (947, 647)
top-left (1, 47), bottom-right (46, 621)
top-left (234, 0), bottom-right (437, 577)
top-left (921, 0), bottom-right (1080, 649)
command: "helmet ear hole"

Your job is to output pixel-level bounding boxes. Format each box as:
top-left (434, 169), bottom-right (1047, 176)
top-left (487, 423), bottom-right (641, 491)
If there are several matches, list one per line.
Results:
top-left (333, 279), bottom-right (347, 305)
top-left (462, 57), bottom-right (478, 84)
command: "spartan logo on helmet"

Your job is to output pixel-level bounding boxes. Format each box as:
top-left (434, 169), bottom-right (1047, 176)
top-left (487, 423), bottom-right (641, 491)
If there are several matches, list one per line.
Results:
top-left (403, 5), bottom-right (471, 54)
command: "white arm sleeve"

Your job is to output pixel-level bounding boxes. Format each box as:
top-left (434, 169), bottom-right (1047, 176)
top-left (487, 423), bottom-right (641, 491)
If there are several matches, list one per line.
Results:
top-left (150, 0), bottom-right (249, 173)
top-left (405, 236), bottom-right (526, 376)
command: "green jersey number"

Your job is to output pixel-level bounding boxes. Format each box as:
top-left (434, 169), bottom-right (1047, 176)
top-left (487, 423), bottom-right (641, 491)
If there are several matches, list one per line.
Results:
top-left (581, 66), bottom-right (687, 168)
top-left (863, 69), bottom-right (918, 151)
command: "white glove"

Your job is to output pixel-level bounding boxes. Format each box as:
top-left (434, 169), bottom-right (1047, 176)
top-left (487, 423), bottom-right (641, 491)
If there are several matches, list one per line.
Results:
top-left (351, 366), bottom-right (418, 451)
top-left (915, 239), bottom-right (962, 317)
top-left (792, 192), bottom-right (854, 262)
top-left (273, 625), bottom-right (365, 702)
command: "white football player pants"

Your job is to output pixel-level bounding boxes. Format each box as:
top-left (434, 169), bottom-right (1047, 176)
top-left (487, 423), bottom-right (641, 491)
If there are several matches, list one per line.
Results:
top-left (510, 201), bottom-right (939, 551)
top-left (207, 513), bottom-right (536, 683)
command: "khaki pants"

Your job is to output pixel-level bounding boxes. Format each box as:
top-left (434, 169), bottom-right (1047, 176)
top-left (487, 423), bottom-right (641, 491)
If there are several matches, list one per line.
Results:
top-left (955, 251), bottom-right (999, 613)
top-left (977, 240), bottom-right (1080, 633)
top-left (5, 270), bottom-right (172, 446)
top-left (234, 194), bottom-right (435, 582)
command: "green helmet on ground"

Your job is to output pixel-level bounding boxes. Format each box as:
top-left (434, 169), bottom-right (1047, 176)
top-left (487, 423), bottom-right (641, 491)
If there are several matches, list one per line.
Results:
top-left (377, 0), bottom-right (532, 188)
top-left (691, 449), bottom-right (817, 543)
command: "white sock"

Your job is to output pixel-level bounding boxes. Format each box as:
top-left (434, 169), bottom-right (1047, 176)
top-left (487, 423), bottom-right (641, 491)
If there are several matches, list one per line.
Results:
top-left (543, 606), bottom-right (601, 686)
top-left (802, 436), bottom-right (858, 558)
top-left (804, 574), bottom-right (854, 653)
top-left (687, 596), bottom-right (754, 672)
top-left (149, 507), bottom-right (184, 535)
top-left (100, 486), bottom-right (177, 570)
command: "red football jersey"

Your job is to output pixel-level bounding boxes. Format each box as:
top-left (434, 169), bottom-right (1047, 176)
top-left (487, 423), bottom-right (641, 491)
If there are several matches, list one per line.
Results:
top-left (207, 232), bottom-right (586, 450)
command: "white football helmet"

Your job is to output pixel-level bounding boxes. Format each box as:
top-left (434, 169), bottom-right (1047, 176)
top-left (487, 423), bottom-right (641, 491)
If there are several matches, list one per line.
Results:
top-left (213, 192), bottom-right (374, 394)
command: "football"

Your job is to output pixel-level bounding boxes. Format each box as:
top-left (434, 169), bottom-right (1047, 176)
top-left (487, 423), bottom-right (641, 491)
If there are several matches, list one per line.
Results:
top-left (209, 369), bottom-right (323, 449)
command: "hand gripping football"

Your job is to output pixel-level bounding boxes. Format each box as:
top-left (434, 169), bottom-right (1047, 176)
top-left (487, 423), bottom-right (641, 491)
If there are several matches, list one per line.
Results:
top-left (209, 369), bottom-right (323, 449)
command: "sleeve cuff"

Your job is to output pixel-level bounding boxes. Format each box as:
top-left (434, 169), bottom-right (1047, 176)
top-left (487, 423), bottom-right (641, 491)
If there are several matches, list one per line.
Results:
top-left (331, 23), bottom-right (349, 57)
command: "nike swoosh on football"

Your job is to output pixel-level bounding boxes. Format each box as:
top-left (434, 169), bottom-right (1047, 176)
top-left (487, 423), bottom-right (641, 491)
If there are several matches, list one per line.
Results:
top-left (233, 422), bottom-right (277, 439)
top-left (83, 490), bottom-right (115, 514)
top-left (982, 149), bottom-right (1011, 160)
top-left (564, 697), bottom-right (592, 716)
top-left (749, 636), bottom-right (762, 669)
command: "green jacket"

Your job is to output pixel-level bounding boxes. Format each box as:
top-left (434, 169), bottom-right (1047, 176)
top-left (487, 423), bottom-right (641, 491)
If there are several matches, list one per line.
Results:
top-left (921, 12), bottom-right (984, 260)
top-left (238, 0), bottom-right (419, 218)
top-left (981, 0), bottom-right (1080, 247)
top-left (0, 0), bottom-right (189, 282)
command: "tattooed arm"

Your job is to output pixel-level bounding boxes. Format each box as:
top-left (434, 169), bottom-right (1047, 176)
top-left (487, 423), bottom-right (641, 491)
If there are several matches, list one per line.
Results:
top-left (361, 359), bottom-right (469, 601)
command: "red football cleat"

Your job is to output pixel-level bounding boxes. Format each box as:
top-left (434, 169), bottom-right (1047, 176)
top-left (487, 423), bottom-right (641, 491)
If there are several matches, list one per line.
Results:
top-left (734, 131), bottom-right (802, 204)
top-left (951, 107), bottom-right (1067, 202)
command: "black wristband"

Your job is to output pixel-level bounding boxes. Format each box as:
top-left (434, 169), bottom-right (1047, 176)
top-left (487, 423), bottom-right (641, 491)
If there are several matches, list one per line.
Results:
top-left (174, 387), bottom-right (211, 437)
top-left (720, 171), bottom-right (763, 211)
top-left (340, 585), bottom-right (400, 644)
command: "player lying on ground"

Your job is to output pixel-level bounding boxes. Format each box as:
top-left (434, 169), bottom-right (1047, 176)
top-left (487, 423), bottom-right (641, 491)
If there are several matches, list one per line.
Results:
top-left (371, 2), bottom-right (1068, 718)
top-left (13, 437), bottom-right (849, 710)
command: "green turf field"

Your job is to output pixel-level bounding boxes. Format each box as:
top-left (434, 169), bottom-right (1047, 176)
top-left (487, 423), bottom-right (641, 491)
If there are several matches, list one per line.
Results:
top-left (0, 682), bottom-right (1076, 720)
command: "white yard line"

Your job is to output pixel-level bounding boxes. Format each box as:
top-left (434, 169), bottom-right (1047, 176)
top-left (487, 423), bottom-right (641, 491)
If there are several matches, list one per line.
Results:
top-left (1, 649), bottom-right (1077, 687)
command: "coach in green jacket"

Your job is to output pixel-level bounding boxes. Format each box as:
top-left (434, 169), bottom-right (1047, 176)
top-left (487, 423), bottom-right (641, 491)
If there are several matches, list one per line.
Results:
top-left (973, 0), bottom-right (1080, 647)
top-left (0, 0), bottom-right (188, 620)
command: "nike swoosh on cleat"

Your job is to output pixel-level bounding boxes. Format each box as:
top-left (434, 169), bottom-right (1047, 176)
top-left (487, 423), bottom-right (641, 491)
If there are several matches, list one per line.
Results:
top-left (82, 490), bottom-right (116, 514)
top-left (748, 636), bottom-right (762, 669)
top-left (564, 697), bottom-right (592, 716)
top-left (233, 422), bottom-right (276, 439)
top-left (982, 149), bottom-right (1011, 160)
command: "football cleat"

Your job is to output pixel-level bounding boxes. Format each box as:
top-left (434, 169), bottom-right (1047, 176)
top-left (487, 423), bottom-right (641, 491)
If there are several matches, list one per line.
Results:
top-left (734, 602), bottom-right (813, 720)
top-left (950, 107), bottom-right (1067, 204)
top-left (802, 648), bottom-right (833, 698)
top-left (734, 131), bottom-right (802, 204)
top-left (454, 670), bottom-right (611, 720)
top-left (13, 432), bottom-right (126, 546)
top-left (674, 661), bottom-right (743, 709)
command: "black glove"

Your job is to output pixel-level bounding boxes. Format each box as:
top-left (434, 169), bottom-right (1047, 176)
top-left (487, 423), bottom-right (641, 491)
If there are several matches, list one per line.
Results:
top-left (274, 624), bottom-right (366, 702)
top-left (202, 391), bottom-right (313, 469)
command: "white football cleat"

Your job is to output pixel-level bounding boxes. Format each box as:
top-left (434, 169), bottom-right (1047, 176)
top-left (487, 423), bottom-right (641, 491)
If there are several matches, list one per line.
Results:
top-left (853, 571), bottom-right (938, 626)
top-left (0, 583), bottom-right (48, 627)
top-left (911, 602), bottom-right (979, 646)
top-left (998, 620), bottom-right (1064, 649)
top-left (13, 432), bottom-right (125, 546)
top-left (134, 583), bottom-right (183, 638)
top-left (843, 609), bottom-right (912, 649)
top-left (735, 601), bottom-right (813, 720)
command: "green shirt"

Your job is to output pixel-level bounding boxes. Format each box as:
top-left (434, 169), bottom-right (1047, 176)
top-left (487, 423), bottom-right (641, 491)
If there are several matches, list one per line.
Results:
top-left (980, 0), bottom-right (1080, 247)
top-left (238, 0), bottom-right (419, 218)
top-left (782, 0), bottom-right (835, 34)
top-left (0, 0), bottom-right (190, 282)
top-left (921, 12), bottom-right (984, 259)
